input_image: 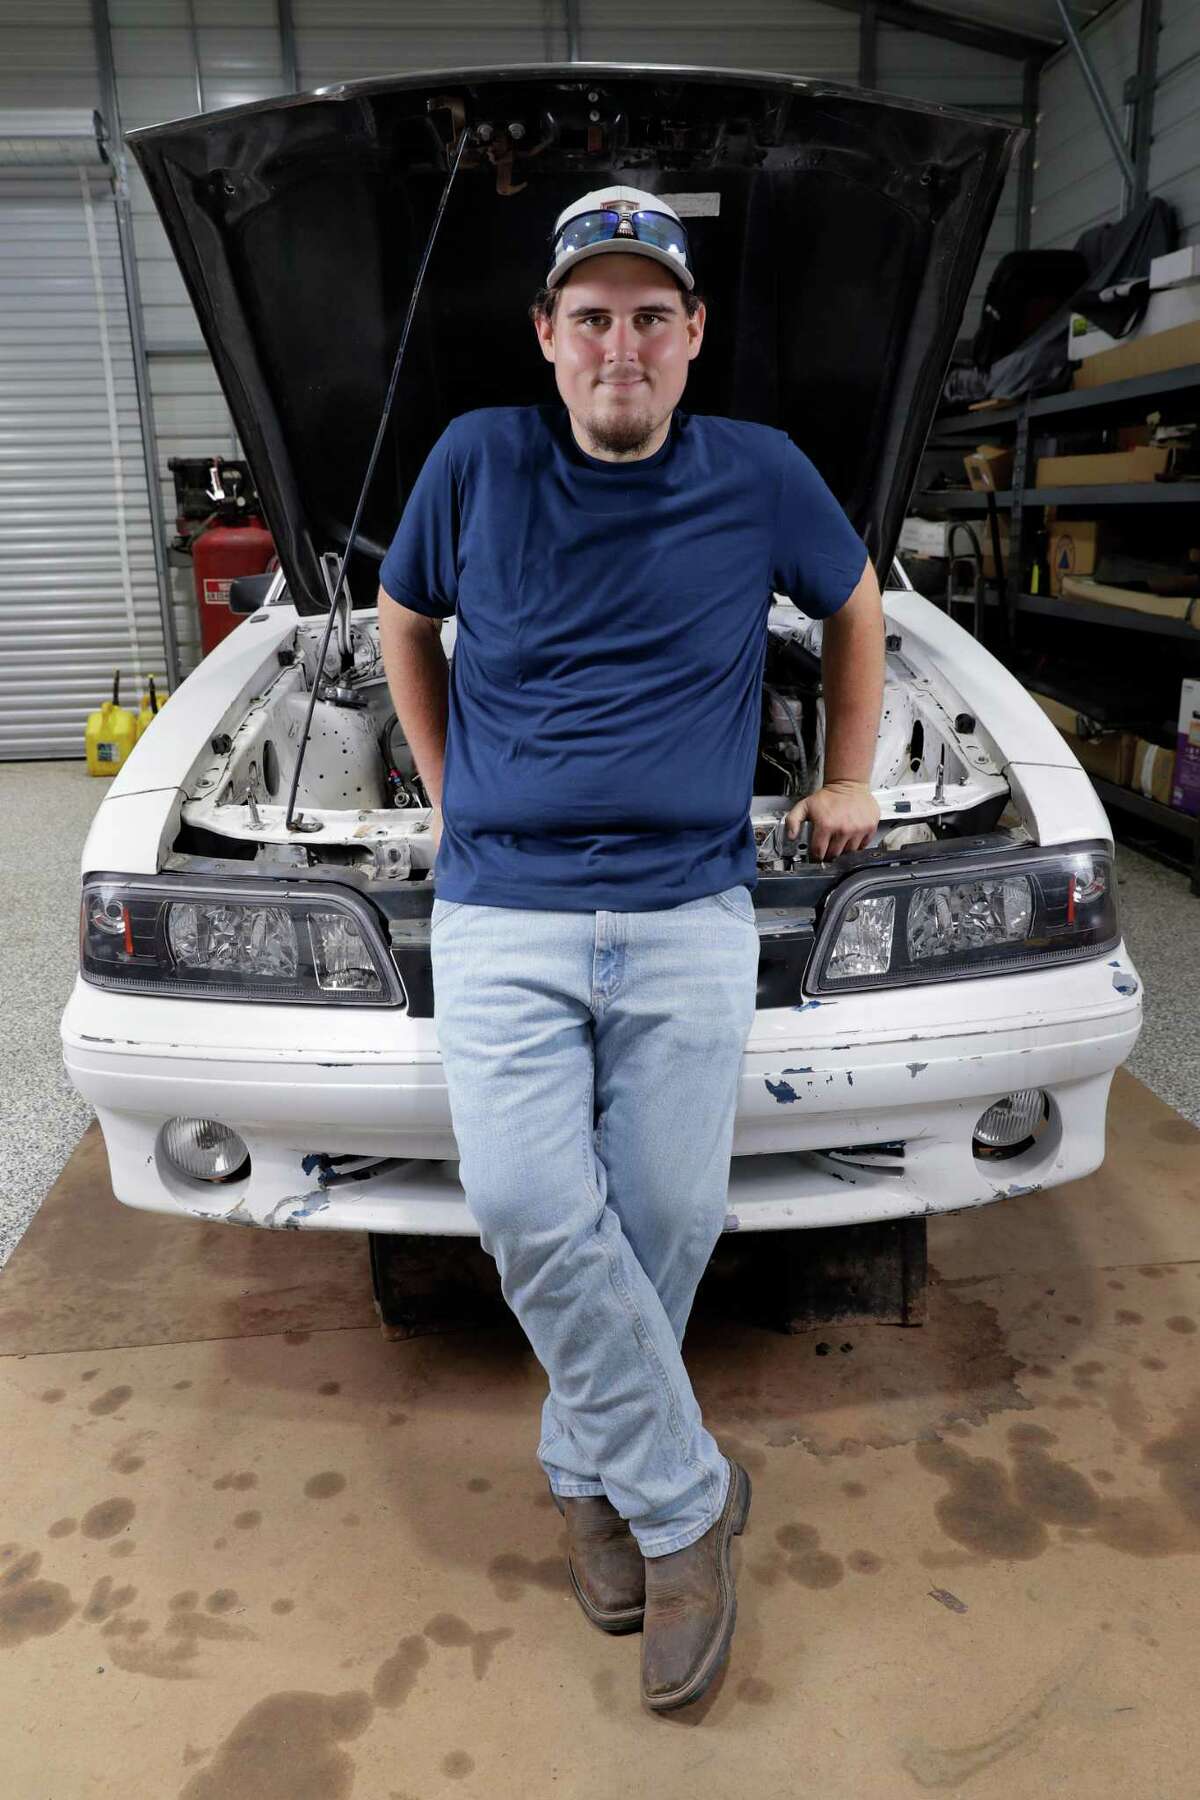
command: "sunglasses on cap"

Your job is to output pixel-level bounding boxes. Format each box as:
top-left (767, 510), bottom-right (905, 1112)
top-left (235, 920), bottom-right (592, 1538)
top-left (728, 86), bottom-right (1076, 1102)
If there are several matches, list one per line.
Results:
top-left (553, 207), bottom-right (691, 266)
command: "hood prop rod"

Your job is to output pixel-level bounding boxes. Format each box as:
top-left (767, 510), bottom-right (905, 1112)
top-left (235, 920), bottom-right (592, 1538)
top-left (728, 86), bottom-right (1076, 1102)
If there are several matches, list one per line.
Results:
top-left (283, 123), bottom-right (473, 835)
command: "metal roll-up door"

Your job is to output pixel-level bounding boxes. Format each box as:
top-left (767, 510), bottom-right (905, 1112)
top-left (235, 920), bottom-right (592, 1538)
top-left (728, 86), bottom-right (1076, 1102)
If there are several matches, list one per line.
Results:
top-left (0, 111), bottom-right (169, 760)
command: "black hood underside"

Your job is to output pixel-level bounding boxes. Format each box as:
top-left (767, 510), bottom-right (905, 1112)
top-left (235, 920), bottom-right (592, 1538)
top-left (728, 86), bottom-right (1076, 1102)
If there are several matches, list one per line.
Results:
top-left (127, 65), bottom-right (1021, 615)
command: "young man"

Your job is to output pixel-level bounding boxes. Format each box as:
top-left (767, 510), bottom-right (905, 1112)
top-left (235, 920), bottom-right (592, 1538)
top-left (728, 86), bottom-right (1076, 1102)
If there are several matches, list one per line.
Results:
top-left (377, 186), bottom-right (885, 1713)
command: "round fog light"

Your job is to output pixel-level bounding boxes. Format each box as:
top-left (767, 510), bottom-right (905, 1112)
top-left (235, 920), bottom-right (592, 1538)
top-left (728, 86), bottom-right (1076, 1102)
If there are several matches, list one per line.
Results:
top-left (162, 1117), bottom-right (249, 1182)
top-left (973, 1089), bottom-right (1048, 1159)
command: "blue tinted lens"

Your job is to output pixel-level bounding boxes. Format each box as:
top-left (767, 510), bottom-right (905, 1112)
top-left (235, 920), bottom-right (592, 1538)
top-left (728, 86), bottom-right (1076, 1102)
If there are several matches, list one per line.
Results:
top-left (557, 209), bottom-right (621, 254)
top-left (632, 211), bottom-right (690, 260)
top-left (555, 207), bottom-right (691, 266)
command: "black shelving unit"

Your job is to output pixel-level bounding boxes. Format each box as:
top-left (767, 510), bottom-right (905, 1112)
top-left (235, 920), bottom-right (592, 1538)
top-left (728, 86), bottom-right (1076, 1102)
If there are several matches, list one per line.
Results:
top-left (912, 360), bottom-right (1200, 893)
top-left (914, 489), bottom-right (1013, 510)
top-left (916, 481), bottom-right (1200, 511)
top-left (919, 364), bottom-right (1200, 633)
top-left (1091, 776), bottom-right (1200, 894)
top-left (934, 360), bottom-right (1200, 433)
top-left (1029, 483), bottom-right (1200, 505)
top-left (1016, 591), bottom-right (1200, 640)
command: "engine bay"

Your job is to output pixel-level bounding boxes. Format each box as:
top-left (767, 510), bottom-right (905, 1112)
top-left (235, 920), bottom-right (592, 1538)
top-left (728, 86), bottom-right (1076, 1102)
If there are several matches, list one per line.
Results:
top-left (170, 601), bottom-right (1013, 881)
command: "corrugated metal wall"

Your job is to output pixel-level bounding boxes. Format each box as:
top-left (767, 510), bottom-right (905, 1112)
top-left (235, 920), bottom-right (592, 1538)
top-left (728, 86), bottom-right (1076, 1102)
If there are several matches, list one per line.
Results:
top-left (290, 0), bottom-right (563, 78)
top-left (1151, 0), bottom-right (1200, 251)
top-left (0, 0), bottom-right (173, 765)
top-left (109, 0), bottom-right (1015, 479)
top-left (1029, 0), bottom-right (1139, 248)
top-left (110, 0), bottom-right (279, 690)
top-left (1031, 0), bottom-right (1200, 254)
top-left (13, 0), bottom-right (1197, 757)
top-left (573, 0), bottom-right (856, 71)
top-left (0, 144), bottom-right (169, 759)
top-left (875, 26), bottom-right (1026, 341)
top-left (4, 0), bottom-right (1030, 743)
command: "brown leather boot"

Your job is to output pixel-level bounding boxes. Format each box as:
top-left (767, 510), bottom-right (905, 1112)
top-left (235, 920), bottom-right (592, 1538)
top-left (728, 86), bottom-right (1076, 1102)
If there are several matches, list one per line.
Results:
top-left (550, 1485), bottom-right (645, 1633)
top-left (640, 1457), bottom-right (752, 1712)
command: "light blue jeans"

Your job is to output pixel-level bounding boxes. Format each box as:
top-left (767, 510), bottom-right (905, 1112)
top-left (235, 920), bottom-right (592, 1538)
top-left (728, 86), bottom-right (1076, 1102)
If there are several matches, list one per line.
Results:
top-left (429, 885), bottom-right (760, 1557)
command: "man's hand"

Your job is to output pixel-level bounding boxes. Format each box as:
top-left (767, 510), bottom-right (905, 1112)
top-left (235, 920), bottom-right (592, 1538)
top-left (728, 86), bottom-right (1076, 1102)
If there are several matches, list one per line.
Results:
top-left (784, 779), bottom-right (880, 863)
top-left (787, 558), bottom-right (885, 863)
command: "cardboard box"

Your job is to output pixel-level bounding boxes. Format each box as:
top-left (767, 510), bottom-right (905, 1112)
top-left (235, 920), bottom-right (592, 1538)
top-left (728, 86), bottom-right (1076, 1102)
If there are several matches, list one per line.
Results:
top-left (1151, 247), bottom-right (1200, 291)
top-left (1073, 318), bottom-right (1200, 390)
top-left (1172, 677), bottom-right (1200, 817)
top-left (1031, 692), bottom-right (1136, 784)
top-left (1130, 739), bottom-right (1176, 807)
top-left (898, 516), bottom-right (949, 558)
top-left (1067, 284), bottom-right (1200, 361)
top-left (1060, 574), bottom-right (1200, 628)
top-left (963, 444), bottom-right (1013, 492)
top-left (1030, 691), bottom-right (1079, 734)
top-left (1072, 730), bottom-right (1137, 785)
top-left (1049, 520), bottom-right (1100, 593)
top-left (1035, 445), bottom-right (1172, 487)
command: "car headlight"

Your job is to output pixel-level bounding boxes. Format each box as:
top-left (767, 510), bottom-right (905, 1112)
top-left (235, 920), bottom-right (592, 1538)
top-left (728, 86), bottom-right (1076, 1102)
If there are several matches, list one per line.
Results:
top-left (810, 845), bottom-right (1119, 994)
top-left (80, 876), bottom-right (405, 1007)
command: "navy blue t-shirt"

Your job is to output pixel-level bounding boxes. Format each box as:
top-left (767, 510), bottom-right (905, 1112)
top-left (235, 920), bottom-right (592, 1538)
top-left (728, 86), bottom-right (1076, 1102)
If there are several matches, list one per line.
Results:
top-left (378, 403), bottom-right (867, 912)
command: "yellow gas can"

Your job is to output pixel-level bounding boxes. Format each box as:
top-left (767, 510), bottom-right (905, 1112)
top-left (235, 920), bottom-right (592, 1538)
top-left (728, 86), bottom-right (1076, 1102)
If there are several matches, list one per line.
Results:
top-left (85, 671), bottom-right (139, 777)
top-left (135, 674), bottom-right (169, 742)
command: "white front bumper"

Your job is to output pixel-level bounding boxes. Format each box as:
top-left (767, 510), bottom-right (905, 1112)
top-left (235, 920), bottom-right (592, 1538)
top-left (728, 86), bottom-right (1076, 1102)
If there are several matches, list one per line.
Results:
top-left (61, 949), bottom-right (1142, 1234)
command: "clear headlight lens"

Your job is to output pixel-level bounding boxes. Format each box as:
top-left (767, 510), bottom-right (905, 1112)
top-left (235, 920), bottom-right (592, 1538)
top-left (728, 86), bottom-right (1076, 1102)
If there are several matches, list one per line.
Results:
top-left (308, 910), bottom-right (384, 993)
top-left (167, 902), bottom-right (300, 980)
top-left (80, 878), bottom-right (403, 1007)
top-left (814, 847), bottom-right (1118, 993)
top-left (907, 876), bottom-right (1033, 962)
top-left (827, 896), bottom-right (895, 979)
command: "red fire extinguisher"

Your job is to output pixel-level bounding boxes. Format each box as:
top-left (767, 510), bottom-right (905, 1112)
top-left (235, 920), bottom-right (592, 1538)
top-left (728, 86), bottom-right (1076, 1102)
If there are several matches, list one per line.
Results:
top-left (169, 457), bottom-right (276, 656)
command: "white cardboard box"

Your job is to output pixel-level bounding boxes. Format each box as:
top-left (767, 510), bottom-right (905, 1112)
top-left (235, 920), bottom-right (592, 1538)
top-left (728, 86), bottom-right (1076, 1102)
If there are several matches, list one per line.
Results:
top-left (1173, 677), bottom-right (1200, 818)
top-left (1068, 282), bottom-right (1200, 360)
top-left (898, 516), bottom-right (949, 558)
top-left (1151, 247), bottom-right (1200, 292)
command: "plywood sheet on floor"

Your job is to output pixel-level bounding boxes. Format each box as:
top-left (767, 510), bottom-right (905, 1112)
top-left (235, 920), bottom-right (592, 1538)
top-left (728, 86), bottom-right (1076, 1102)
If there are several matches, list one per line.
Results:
top-left (0, 1123), bottom-right (377, 1356)
top-left (2, 1073), bottom-right (1199, 1798)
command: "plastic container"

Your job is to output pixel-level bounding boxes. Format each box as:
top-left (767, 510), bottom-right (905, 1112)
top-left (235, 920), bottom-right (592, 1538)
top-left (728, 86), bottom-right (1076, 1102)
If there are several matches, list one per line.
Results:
top-left (85, 671), bottom-right (139, 777)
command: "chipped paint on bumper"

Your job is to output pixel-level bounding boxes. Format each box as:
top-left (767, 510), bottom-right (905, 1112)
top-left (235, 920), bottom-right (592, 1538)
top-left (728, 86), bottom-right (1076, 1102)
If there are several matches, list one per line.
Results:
top-left (61, 946), bottom-right (1142, 1234)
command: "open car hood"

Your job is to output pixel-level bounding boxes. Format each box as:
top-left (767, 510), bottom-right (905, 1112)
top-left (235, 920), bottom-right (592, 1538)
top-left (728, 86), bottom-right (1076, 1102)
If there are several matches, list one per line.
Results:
top-left (127, 65), bottom-right (1020, 616)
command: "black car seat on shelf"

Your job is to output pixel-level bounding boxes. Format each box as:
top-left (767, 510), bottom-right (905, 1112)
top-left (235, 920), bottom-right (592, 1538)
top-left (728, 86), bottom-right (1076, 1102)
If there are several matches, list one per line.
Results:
top-left (942, 196), bottom-right (1177, 406)
top-left (970, 250), bottom-right (1089, 370)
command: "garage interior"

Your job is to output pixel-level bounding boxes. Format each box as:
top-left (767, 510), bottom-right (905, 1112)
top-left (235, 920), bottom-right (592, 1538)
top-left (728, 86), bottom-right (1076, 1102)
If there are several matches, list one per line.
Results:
top-left (3, 1), bottom-right (1200, 1794)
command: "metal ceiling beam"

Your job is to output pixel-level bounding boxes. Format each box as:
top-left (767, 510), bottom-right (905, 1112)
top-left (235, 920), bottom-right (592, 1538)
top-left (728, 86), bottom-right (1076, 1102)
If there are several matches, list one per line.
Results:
top-left (859, 0), bottom-right (878, 87)
top-left (1016, 57), bottom-right (1038, 249)
top-left (182, 0), bottom-right (205, 115)
top-left (277, 0), bottom-right (298, 93)
top-left (818, 0), bottom-right (1054, 63)
top-left (564, 0), bottom-right (580, 61)
top-left (1052, 0), bottom-right (1136, 189)
top-left (1125, 0), bottom-right (1162, 208)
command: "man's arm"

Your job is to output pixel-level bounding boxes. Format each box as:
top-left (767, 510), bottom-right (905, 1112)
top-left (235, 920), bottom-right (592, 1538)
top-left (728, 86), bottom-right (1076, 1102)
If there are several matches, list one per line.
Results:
top-left (377, 589), bottom-right (449, 851)
top-left (784, 557), bottom-right (885, 861)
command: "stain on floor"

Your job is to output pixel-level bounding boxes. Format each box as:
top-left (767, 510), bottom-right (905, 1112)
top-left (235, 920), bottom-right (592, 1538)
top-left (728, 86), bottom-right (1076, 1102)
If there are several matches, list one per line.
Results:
top-left (2, 1068), bottom-right (1199, 1796)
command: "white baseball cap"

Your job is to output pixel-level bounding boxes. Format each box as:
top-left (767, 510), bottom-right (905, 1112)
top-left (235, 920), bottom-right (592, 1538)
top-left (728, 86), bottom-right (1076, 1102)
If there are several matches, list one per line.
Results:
top-left (546, 185), bottom-right (695, 292)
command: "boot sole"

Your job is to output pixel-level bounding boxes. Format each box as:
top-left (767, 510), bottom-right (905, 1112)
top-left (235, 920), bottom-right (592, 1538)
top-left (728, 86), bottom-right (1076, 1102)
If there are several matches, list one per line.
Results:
top-left (642, 1459), bottom-right (752, 1714)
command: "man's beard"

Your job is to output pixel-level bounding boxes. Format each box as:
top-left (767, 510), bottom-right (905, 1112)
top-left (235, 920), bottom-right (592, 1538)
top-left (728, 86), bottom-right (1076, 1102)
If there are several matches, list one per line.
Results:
top-left (580, 391), bottom-right (662, 457)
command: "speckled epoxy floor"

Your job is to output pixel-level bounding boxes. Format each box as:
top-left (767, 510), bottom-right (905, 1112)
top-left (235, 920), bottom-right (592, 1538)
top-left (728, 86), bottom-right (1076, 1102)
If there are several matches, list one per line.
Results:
top-left (2, 757), bottom-right (1197, 1270)
top-left (1, 761), bottom-right (110, 1270)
